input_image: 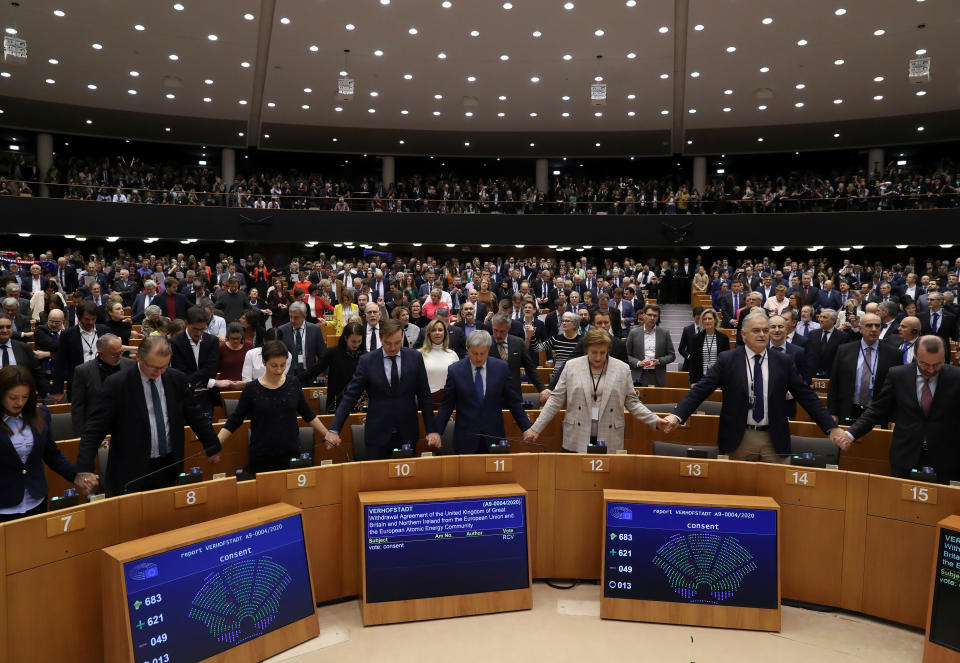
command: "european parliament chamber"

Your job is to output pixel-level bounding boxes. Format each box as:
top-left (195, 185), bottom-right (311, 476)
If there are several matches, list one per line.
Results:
top-left (1, 1), bottom-right (960, 662)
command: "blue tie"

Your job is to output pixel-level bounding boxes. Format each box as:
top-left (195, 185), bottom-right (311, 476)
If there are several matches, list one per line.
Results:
top-left (901, 342), bottom-right (910, 364)
top-left (474, 366), bottom-right (484, 401)
top-left (932, 312), bottom-right (939, 332)
top-left (752, 355), bottom-right (764, 422)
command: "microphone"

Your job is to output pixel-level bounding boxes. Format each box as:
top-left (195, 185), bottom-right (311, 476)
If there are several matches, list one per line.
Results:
top-left (123, 444), bottom-right (224, 494)
top-left (472, 432), bottom-right (547, 451)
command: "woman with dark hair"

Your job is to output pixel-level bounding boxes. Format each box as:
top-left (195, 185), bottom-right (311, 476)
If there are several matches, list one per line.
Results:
top-left (239, 308), bottom-right (266, 347)
top-left (242, 328), bottom-right (291, 382)
top-left (302, 321), bottom-right (364, 412)
top-left (266, 276), bottom-right (291, 326)
top-left (219, 339), bottom-right (330, 474)
top-left (0, 366), bottom-right (87, 522)
top-left (219, 322), bottom-right (253, 389)
top-left (685, 308), bottom-right (731, 386)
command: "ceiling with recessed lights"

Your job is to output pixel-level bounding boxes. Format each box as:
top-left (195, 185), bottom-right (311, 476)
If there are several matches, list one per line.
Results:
top-left (0, 0), bottom-right (957, 156)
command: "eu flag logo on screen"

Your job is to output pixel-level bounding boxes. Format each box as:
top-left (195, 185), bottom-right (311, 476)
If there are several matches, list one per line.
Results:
top-left (128, 562), bottom-right (159, 582)
top-left (610, 505), bottom-right (633, 521)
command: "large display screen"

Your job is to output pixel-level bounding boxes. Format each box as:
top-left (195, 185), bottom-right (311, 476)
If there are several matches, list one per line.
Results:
top-left (930, 528), bottom-right (960, 652)
top-left (364, 496), bottom-right (529, 604)
top-left (123, 514), bottom-right (315, 663)
top-left (603, 502), bottom-right (778, 609)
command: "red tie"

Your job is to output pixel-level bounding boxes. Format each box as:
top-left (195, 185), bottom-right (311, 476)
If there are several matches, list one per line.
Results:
top-left (921, 380), bottom-right (933, 416)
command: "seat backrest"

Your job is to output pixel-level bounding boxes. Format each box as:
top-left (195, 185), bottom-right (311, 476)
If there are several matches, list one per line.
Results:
top-left (298, 427), bottom-right (315, 456)
top-left (645, 402), bottom-right (678, 413)
top-left (695, 401), bottom-right (723, 415)
top-left (350, 424), bottom-right (367, 461)
top-left (50, 412), bottom-right (75, 441)
top-left (789, 435), bottom-right (840, 466)
top-left (97, 443), bottom-right (109, 487)
top-left (439, 420), bottom-right (455, 455)
top-left (317, 391), bottom-right (327, 414)
top-left (652, 441), bottom-right (720, 459)
top-left (223, 398), bottom-right (240, 421)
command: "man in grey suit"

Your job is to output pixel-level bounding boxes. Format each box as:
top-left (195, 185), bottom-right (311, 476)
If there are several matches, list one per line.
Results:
top-left (70, 334), bottom-right (135, 438)
top-left (277, 301), bottom-right (326, 383)
top-left (625, 303), bottom-right (675, 386)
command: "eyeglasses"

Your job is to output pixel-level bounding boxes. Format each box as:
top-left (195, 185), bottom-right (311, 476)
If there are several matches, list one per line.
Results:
top-left (917, 359), bottom-right (944, 371)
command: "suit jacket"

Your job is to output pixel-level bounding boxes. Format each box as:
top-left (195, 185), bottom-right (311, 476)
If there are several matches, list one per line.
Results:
top-left (0, 407), bottom-right (75, 508)
top-left (487, 333), bottom-right (547, 397)
top-left (676, 322), bottom-right (698, 369)
top-left (9, 313), bottom-right (32, 342)
top-left (827, 340), bottom-right (900, 422)
top-left (111, 279), bottom-right (138, 307)
top-left (543, 311), bottom-right (563, 339)
top-left (76, 366), bottom-right (221, 496)
top-left (53, 266), bottom-right (77, 294)
top-left (804, 327), bottom-right (849, 378)
top-left (625, 326), bottom-right (675, 386)
top-left (131, 292), bottom-right (160, 323)
top-left (532, 356), bottom-right (659, 453)
top-left (675, 346), bottom-right (836, 455)
top-left (789, 332), bottom-right (808, 348)
top-left (52, 324), bottom-right (115, 392)
top-left (719, 291), bottom-right (746, 327)
top-left (605, 306), bottom-right (624, 339)
top-left (154, 292), bottom-right (190, 320)
top-left (1, 340), bottom-right (47, 399)
top-left (169, 332), bottom-right (221, 409)
top-left (612, 299), bottom-right (635, 334)
top-left (920, 309), bottom-right (958, 344)
top-left (818, 289), bottom-right (842, 311)
top-left (533, 280), bottom-right (558, 306)
top-left (434, 358), bottom-right (531, 454)
top-left (33, 324), bottom-right (61, 355)
top-left (20, 276), bottom-right (49, 295)
top-left (686, 330), bottom-right (732, 384)
top-left (329, 347), bottom-right (435, 447)
top-left (799, 285), bottom-right (820, 307)
top-left (277, 322), bottom-right (327, 374)
top-left (770, 341), bottom-right (809, 384)
top-left (70, 357), bottom-right (136, 438)
top-left (848, 364), bottom-right (960, 482)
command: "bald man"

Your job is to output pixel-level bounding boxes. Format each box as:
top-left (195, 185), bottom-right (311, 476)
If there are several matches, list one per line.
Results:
top-left (886, 315), bottom-right (922, 365)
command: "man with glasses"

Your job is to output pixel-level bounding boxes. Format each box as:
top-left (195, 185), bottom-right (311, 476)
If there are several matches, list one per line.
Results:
top-left (277, 301), bottom-right (326, 383)
top-left (841, 336), bottom-right (960, 483)
top-left (827, 312), bottom-right (899, 425)
top-left (69, 334), bottom-right (134, 437)
top-left (75, 335), bottom-right (221, 496)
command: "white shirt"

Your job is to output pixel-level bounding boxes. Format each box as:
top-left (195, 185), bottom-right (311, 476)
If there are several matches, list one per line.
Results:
top-left (854, 340), bottom-right (879, 402)
top-left (383, 351), bottom-right (402, 385)
top-left (643, 327), bottom-right (657, 361)
top-left (423, 348), bottom-right (459, 393)
top-left (188, 336), bottom-right (216, 388)
top-left (206, 314), bottom-right (226, 338)
top-left (0, 414), bottom-right (42, 515)
top-left (241, 348), bottom-right (291, 381)
top-left (366, 324), bottom-right (380, 350)
top-left (138, 366), bottom-right (170, 458)
top-left (0, 341), bottom-right (17, 366)
top-left (745, 346), bottom-right (770, 426)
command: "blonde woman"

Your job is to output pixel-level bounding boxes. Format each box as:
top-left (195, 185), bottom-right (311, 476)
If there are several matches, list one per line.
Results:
top-left (419, 318), bottom-right (459, 408)
top-left (333, 289), bottom-right (359, 336)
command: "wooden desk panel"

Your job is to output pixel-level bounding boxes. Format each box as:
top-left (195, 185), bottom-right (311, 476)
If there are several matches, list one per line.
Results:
top-left (636, 387), bottom-right (722, 403)
top-left (555, 453), bottom-right (641, 491)
top-left (302, 504), bottom-right (344, 604)
top-left (867, 475), bottom-right (960, 525)
top-left (117, 477), bottom-right (240, 539)
top-left (237, 478), bottom-right (259, 511)
top-left (535, 454), bottom-right (557, 579)
top-left (755, 464), bottom-right (847, 510)
top-left (256, 465), bottom-right (343, 509)
top-left (47, 438), bottom-right (81, 498)
top-left (185, 421), bottom-right (248, 480)
top-left (627, 415), bottom-right (720, 456)
top-left (457, 453), bottom-right (540, 491)
top-left (780, 504), bottom-right (845, 607)
top-left (862, 516), bottom-right (937, 628)
top-left (553, 489), bottom-right (604, 578)
top-left (356, 456), bottom-right (458, 493)
top-left (527, 410), bottom-right (563, 453)
top-left (639, 455), bottom-right (759, 497)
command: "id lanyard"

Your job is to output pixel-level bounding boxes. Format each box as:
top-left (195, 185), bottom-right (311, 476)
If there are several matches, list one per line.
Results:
top-left (590, 358), bottom-right (608, 420)
top-left (746, 350), bottom-right (766, 405)
top-left (860, 344), bottom-right (878, 398)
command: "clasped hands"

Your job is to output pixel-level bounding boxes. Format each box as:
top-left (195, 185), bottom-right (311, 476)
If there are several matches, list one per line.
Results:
top-left (828, 427), bottom-right (853, 451)
top-left (659, 414), bottom-right (681, 434)
top-left (73, 472), bottom-right (99, 497)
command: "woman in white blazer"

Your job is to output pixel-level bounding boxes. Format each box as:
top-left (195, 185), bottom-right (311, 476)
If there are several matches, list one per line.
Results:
top-left (524, 329), bottom-right (667, 452)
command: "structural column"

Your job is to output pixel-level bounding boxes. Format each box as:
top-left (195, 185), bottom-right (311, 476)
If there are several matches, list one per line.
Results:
top-left (692, 156), bottom-right (706, 194)
top-left (36, 133), bottom-right (53, 198)
top-left (221, 147), bottom-right (236, 187)
top-left (535, 158), bottom-right (548, 194)
top-left (382, 156), bottom-right (395, 189)
top-left (867, 148), bottom-right (884, 178)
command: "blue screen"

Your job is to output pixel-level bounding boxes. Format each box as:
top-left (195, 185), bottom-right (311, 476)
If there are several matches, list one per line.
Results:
top-left (123, 514), bottom-right (315, 663)
top-left (603, 502), bottom-right (778, 609)
top-left (364, 496), bottom-right (529, 604)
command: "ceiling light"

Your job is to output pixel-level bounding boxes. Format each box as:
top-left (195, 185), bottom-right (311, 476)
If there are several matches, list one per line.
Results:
top-left (280, 16), bottom-right (290, 24)
top-left (724, 89), bottom-right (733, 95)
top-left (797, 39), bottom-right (808, 46)
top-left (464, 141), bottom-right (470, 146)
top-left (400, 109), bottom-right (408, 114)
top-left (917, 126), bottom-right (925, 132)
top-left (434, 93), bottom-right (443, 99)
top-left (239, 131), bottom-right (244, 136)
top-left (368, 108), bottom-right (376, 113)
top-left (760, 66), bottom-right (770, 73)
top-left (334, 106), bottom-right (343, 111)
top-left (757, 137), bottom-right (764, 142)
top-left (467, 75), bottom-right (476, 82)
top-left (627, 93), bottom-right (636, 99)
top-left (442, 1), bottom-right (453, 7)
top-left (345, 23), bottom-right (356, 30)
top-left (835, 8), bottom-right (847, 15)
top-left (303, 87), bottom-right (312, 93)
top-left (833, 132), bottom-right (840, 138)
top-left (626, 52), bottom-right (637, 59)
top-left (207, 33), bottom-right (218, 40)
top-left (916, 48), bottom-right (927, 55)
top-left (833, 98), bottom-right (843, 104)
top-left (309, 44), bottom-right (319, 52)
top-left (85, 119), bottom-right (93, 124)
top-left (529, 142), bottom-right (535, 147)
top-left (594, 76), bottom-right (603, 81)
top-left (243, 13), bottom-right (254, 20)
top-left (464, 111), bottom-right (473, 117)
top-left (498, 112), bottom-right (506, 117)
top-left (564, 2), bottom-right (575, 9)
top-left (202, 96), bottom-right (211, 102)
top-left (404, 73), bottom-right (413, 80)
top-left (53, 10), bottom-right (66, 17)
top-left (92, 43), bottom-right (103, 50)
top-left (408, 27), bottom-right (418, 35)
top-left (165, 93), bottom-right (175, 99)
top-left (757, 104), bottom-right (767, 110)
top-left (873, 75), bottom-right (884, 82)
top-left (500, 54), bottom-right (509, 61)
top-left (594, 29), bottom-right (604, 36)
top-left (204, 78), bottom-right (213, 84)
top-left (694, 24), bottom-right (704, 31)
top-left (660, 73), bottom-right (669, 79)
top-left (433, 110), bottom-right (441, 116)
top-left (562, 54), bottom-right (573, 61)
top-left (530, 76), bottom-right (540, 83)
top-left (532, 30), bottom-right (543, 37)
top-left (762, 17), bottom-right (773, 24)
top-left (129, 89), bottom-right (139, 95)
top-left (503, 1), bottom-right (512, 8)
top-left (722, 107), bottom-right (731, 112)
top-left (0, 72), bottom-right (9, 78)
top-left (726, 46), bottom-right (737, 53)
top-left (530, 112), bottom-right (538, 117)
top-left (916, 90), bottom-right (927, 96)
top-left (688, 108), bottom-right (696, 114)
top-left (795, 102), bottom-right (804, 107)
top-left (370, 91), bottom-right (379, 96)
top-left (87, 83), bottom-right (98, 90)
top-left (795, 83), bottom-right (806, 89)
top-left (660, 109), bottom-right (669, 115)
top-left (240, 61), bottom-right (250, 67)
top-left (301, 104), bottom-right (309, 109)
top-left (48, 58), bottom-right (59, 65)
top-left (873, 95), bottom-right (883, 100)
top-left (873, 29), bottom-right (885, 36)
top-left (627, 111), bottom-right (636, 116)
top-left (399, 139), bottom-right (405, 144)
top-left (164, 127), bottom-right (171, 132)
top-left (626, 0), bottom-right (636, 5)
top-left (134, 24), bottom-right (146, 31)
top-left (438, 52), bottom-right (447, 59)
top-left (45, 78), bottom-right (55, 84)
top-left (169, 53), bottom-right (180, 60)
top-left (658, 26), bottom-right (669, 33)
top-left (499, 95), bottom-right (508, 100)
top-left (561, 112), bottom-right (570, 117)
top-left (238, 99), bottom-right (247, 104)
top-left (173, 2), bottom-right (185, 10)
top-left (374, 49), bottom-right (384, 56)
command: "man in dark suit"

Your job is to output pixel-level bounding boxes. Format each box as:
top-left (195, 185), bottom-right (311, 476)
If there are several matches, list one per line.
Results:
top-left (920, 292), bottom-right (958, 344)
top-left (610, 288), bottom-right (635, 337)
top-left (52, 300), bottom-right (111, 399)
top-left (566, 308), bottom-right (629, 365)
top-left (804, 309), bottom-right (849, 378)
top-left (277, 301), bottom-right (327, 382)
top-left (131, 280), bottom-right (160, 323)
top-left (170, 307), bottom-right (231, 420)
top-left (827, 312), bottom-right (900, 425)
top-left (533, 271), bottom-right (557, 310)
top-left (719, 281), bottom-right (745, 329)
top-left (768, 314), bottom-right (809, 419)
top-left (886, 316), bottom-right (922, 365)
top-left (543, 298), bottom-right (567, 341)
top-left (20, 263), bottom-right (48, 296)
top-left (434, 330), bottom-right (532, 454)
top-left (677, 306), bottom-right (703, 370)
top-left (0, 314), bottom-right (49, 398)
top-left (70, 334), bottom-right (135, 438)
top-left (53, 257), bottom-right (77, 294)
top-left (488, 313), bottom-right (549, 405)
top-left (782, 310), bottom-right (809, 348)
top-left (434, 308), bottom-right (466, 358)
top-left (842, 336), bottom-right (960, 483)
top-left (158, 277), bottom-right (190, 321)
top-left (2, 297), bottom-right (33, 343)
top-left (74, 335), bottom-right (222, 496)
top-left (818, 280), bottom-right (842, 312)
top-left (452, 300), bottom-right (481, 338)
top-left (662, 310), bottom-right (843, 461)
top-left (465, 288), bottom-right (488, 324)
top-left (325, 319), bottom-right (439, 459)
top-left (111, 269), bottom-right (138, 307)
top-left (483, 298), bottom-right (525, 338)
top-left (798, 272), bottom-right (820, 308)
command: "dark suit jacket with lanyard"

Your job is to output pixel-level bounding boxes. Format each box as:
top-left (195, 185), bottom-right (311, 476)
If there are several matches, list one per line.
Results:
top-left (170, 331), bottom-right (221, 416)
